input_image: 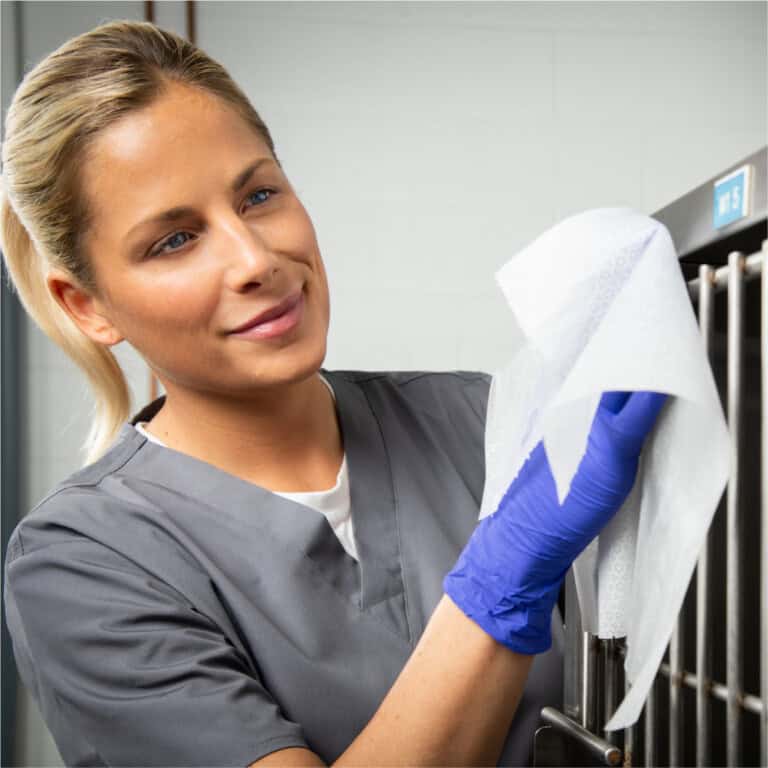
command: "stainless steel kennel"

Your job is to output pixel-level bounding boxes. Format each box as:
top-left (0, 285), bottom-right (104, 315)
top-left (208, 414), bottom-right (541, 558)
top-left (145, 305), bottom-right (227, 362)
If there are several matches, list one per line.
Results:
top-left (534, 147), bottom-right (767, 768)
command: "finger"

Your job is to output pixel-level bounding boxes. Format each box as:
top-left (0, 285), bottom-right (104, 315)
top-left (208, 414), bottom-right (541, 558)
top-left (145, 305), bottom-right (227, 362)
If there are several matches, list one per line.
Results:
top-left (599, 391), bottom-right (631, 414)
top-left (613, 390), bottom-right (668, 435)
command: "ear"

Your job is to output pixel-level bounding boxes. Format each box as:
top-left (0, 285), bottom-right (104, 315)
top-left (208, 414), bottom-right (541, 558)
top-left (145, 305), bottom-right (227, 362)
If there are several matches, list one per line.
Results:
top-left (46, 268), bottom-right (124, 346)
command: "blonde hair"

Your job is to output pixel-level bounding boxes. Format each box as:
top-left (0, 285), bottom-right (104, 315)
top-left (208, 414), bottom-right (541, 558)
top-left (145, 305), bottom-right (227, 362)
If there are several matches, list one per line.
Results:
top-left (0, 20), bottom-right (280, 467)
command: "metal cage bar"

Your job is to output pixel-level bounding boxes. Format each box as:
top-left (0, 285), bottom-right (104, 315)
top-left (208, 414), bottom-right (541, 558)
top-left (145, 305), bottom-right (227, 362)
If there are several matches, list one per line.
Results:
top-left (658, 662), bottom-right (764, 713)
top-left (645, 673), bottom-right (657, 767)
top-left (761, 238), bottom-right (768, 768)
top-left (726, 251), bottom-right (745, 767)
top-left (695, 263), bottom-right (715, 768)
top-left (624, 673), bottom-right (635, 768)
top-left (670, 607), bottom-right (685, 766)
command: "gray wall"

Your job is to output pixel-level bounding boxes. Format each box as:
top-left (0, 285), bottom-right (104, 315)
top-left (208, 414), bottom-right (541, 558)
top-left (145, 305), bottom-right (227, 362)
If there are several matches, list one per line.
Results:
top-left (2, 2), bottom-right (766, 765)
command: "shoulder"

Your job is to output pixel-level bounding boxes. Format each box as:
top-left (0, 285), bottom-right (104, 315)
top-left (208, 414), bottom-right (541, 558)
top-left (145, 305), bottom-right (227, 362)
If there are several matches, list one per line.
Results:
top-left (3, 429), bottom-right (212, 629)
top-left (3, 486), bottom-right (182, 611)
top-left (4, 421), bottom-right (147, 569)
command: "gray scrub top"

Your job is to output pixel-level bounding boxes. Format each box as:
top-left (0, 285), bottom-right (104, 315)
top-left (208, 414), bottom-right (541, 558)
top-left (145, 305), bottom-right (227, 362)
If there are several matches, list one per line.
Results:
top-left (4, 369), bottom-right (564, 767)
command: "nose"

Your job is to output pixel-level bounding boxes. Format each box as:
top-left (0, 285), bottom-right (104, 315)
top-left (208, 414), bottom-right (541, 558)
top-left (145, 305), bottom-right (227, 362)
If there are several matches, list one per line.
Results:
top-left (216, 211), bottom-right (281, 291)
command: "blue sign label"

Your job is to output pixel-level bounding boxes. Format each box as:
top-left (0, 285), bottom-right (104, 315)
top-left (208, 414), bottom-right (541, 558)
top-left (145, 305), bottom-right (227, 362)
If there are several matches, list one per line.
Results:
top-left (713, 165), bottom-right (751, 229)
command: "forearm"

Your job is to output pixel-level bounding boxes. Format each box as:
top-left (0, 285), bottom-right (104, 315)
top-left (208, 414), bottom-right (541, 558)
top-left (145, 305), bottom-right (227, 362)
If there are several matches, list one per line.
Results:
top-left (332, 593), bottom-right (534, 767)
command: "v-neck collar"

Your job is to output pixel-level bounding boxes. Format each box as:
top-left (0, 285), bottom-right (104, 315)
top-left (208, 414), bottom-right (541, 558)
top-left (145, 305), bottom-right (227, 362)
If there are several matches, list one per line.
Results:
top-left (117, 368), bottom-right (410, 643)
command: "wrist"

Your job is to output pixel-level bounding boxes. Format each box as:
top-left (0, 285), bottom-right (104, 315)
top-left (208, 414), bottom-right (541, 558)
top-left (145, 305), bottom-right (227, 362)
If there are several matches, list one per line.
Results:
top-left (443, 562), bottom-right (563, 655)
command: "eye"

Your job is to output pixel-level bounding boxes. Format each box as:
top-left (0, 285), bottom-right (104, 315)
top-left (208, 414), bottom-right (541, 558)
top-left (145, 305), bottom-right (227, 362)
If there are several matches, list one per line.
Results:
top-left (150, 230), bottom-right (195, 257)
top-left (148, 188), bottom-right (277, 257)
top-left (243, 187), bottom-right (276, 210)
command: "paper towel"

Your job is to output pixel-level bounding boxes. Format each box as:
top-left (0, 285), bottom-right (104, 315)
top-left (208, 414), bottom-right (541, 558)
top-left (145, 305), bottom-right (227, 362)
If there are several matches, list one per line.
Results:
top-left (478, 207), bottom-right (729, 731)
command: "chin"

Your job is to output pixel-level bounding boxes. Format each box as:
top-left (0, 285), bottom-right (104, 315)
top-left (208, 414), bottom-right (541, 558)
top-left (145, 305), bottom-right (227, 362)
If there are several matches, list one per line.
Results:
top-left (295, 338), bottom-right (328, 380)
top-left (264, 335), bottom-right (328, 386)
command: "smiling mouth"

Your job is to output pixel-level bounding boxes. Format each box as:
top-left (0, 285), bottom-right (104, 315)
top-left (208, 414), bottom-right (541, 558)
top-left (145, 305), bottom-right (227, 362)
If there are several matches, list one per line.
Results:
top-left (229, 289), bottom-right (304, 334)
top-left (228, 291), bottom-right (305, 340)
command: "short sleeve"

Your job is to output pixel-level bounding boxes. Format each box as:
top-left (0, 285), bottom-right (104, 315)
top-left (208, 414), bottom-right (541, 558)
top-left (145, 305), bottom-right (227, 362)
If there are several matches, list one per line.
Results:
top-left (3, 532), bottom-right (310, 767)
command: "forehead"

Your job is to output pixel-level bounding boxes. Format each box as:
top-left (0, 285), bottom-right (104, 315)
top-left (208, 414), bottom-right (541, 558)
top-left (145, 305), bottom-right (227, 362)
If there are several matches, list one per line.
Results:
top-left (80, 83), bottom-right (272, 242)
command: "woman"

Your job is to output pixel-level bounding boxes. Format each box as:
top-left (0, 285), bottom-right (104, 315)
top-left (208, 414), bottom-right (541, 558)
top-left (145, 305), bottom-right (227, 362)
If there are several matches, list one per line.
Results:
top-left (1, 20), bottom-right (665, 767)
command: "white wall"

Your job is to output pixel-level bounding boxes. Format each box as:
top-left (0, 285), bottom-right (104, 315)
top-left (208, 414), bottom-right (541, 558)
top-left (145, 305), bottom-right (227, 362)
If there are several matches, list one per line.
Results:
top-left (4, 2), bottom-right (766, 766)
top-left (197, 1), bottom-right (766, 372)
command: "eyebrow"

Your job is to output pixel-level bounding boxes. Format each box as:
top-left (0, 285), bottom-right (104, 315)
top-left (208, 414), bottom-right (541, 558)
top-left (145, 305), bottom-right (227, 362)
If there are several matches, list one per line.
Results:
top-left (125, 157), bottom-right (277, 241)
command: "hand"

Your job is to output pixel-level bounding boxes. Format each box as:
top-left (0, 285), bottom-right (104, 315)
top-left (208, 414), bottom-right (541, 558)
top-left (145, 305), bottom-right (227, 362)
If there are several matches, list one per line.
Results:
top-left (443, 390), bottom-right (667, 654)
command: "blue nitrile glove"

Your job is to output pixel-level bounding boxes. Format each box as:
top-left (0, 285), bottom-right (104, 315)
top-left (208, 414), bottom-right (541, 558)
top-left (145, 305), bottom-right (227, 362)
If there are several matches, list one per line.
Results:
top-left (444, 390), bottom-right (667, 654)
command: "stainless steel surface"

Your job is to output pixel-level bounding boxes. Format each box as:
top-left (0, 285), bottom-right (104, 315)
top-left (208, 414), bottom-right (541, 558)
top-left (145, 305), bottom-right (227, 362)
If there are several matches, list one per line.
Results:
top-left (604, 638), bottom-right (619, 745)
top-left (659, 662), bottom-right (765, 715)
top-left (563, 569), bottom-right (583, 723)
top-left (688, 251), bottom-right (764, 298)
top-left (696, 263), bottom-right (715, 768)
top-left (623, 695), bottom-right (634, 768)
top-left (540, 707), bottom-right (623, 766)
top-left (726, 251), bottom-right (745, 767)
top-left (645, 675), bottom-right (657, 768)
top-left (654, 146), bottom-right (766, 261)
top-left (762, 237), bottom-right (768, 768)
top-left (583, 632), bottom-right (598, 733)
top-left (670, 618), bottom-right (684, 766)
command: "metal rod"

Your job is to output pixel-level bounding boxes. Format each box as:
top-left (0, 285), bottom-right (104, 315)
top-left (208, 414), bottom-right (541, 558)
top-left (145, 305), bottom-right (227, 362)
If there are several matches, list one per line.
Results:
top-left (687, 251), bottom-right (763, 299)
top-left (540, 707), bottom-right (623, 766)
top-left (623, 727), bottom-right (633, 768)
top-left (658, 662), bottom-right (764, 714)
top-left (670, 617), bottom-right (684, 766)
top-left (762, 238), bottom-right (768, 768)
top-left (604, 638), bottom-right (619, 745)
top-left (583, 632), bottom-right (598, 733)
top-left (696, 263), bottom-right (715, 768)
top-left (623, 652), bottom-right (634, 768)
top-left (726, 250), bottom-right (744, 767)
top-left (645, 674), bottom-right (657, 768)
top-left (563, 570), bottom-right (584, 723)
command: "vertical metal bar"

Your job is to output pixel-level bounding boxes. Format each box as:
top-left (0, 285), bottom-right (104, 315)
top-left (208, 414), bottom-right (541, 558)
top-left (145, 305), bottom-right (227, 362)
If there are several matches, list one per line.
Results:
top-left (623, 702), bottom-right (634, 768)
top-left (583, 632), bottom-right (598, 733)
top-left (564, 570), bottom-right (584, 723)
top-left (645, 674), bottom-right (657, 768)
top-left (670, 621), bottom-right (684, 766)
top-left (696, 264), bottom-right (715, 768)
top-left (761, 240), bottom-right (768, 768)
top-left (622, 640), bottom-right (634, 767)
top-left (604, 638), bottom-right (618, 745)
top-left (726, 251), bottom-right (744, 767)
top-left (596, 638), bottom-right (606, 734)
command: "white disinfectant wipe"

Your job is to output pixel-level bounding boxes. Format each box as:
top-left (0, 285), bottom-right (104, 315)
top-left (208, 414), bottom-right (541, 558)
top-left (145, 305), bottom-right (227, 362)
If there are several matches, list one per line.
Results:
top-left (478, 207), bottom-right (729, 730)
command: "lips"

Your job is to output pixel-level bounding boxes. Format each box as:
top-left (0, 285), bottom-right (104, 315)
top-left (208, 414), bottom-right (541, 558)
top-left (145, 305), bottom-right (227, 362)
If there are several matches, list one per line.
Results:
top-left (229, 290), bottom-right (303, 333)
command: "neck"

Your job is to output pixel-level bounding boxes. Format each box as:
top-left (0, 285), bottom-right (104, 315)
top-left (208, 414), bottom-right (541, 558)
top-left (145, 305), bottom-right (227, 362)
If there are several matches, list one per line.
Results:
top-left (143, 372), bottom-right (343, 492)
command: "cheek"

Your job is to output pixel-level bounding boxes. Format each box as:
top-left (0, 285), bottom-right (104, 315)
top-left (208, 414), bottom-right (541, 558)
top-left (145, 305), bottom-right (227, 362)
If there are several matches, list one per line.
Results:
top-left (308, 251), bottom-right (330, 319)
top-left (117, 271), bottom-right (218, 339)
top-left (161, 281), bottom-right (217, 322)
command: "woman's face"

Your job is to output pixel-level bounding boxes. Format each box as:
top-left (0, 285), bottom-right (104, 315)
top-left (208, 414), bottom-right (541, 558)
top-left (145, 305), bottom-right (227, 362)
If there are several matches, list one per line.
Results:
top-left (71, 82), bottom-right (330, 397)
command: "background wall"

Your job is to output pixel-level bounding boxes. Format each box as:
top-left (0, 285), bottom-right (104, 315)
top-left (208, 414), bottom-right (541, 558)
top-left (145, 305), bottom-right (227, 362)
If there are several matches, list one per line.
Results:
top-left (2, 2), bottom-right (766, 765)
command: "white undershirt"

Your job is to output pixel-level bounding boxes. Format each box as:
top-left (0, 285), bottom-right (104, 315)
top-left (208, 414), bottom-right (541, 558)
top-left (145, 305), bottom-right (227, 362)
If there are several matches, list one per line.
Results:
top-left (133, 374), bottom-right (358, 561)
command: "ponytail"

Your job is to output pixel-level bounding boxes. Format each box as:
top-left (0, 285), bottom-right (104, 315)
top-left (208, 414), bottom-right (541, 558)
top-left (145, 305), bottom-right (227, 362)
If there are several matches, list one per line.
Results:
top-left (0, 183), bottom-right (130, 466)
